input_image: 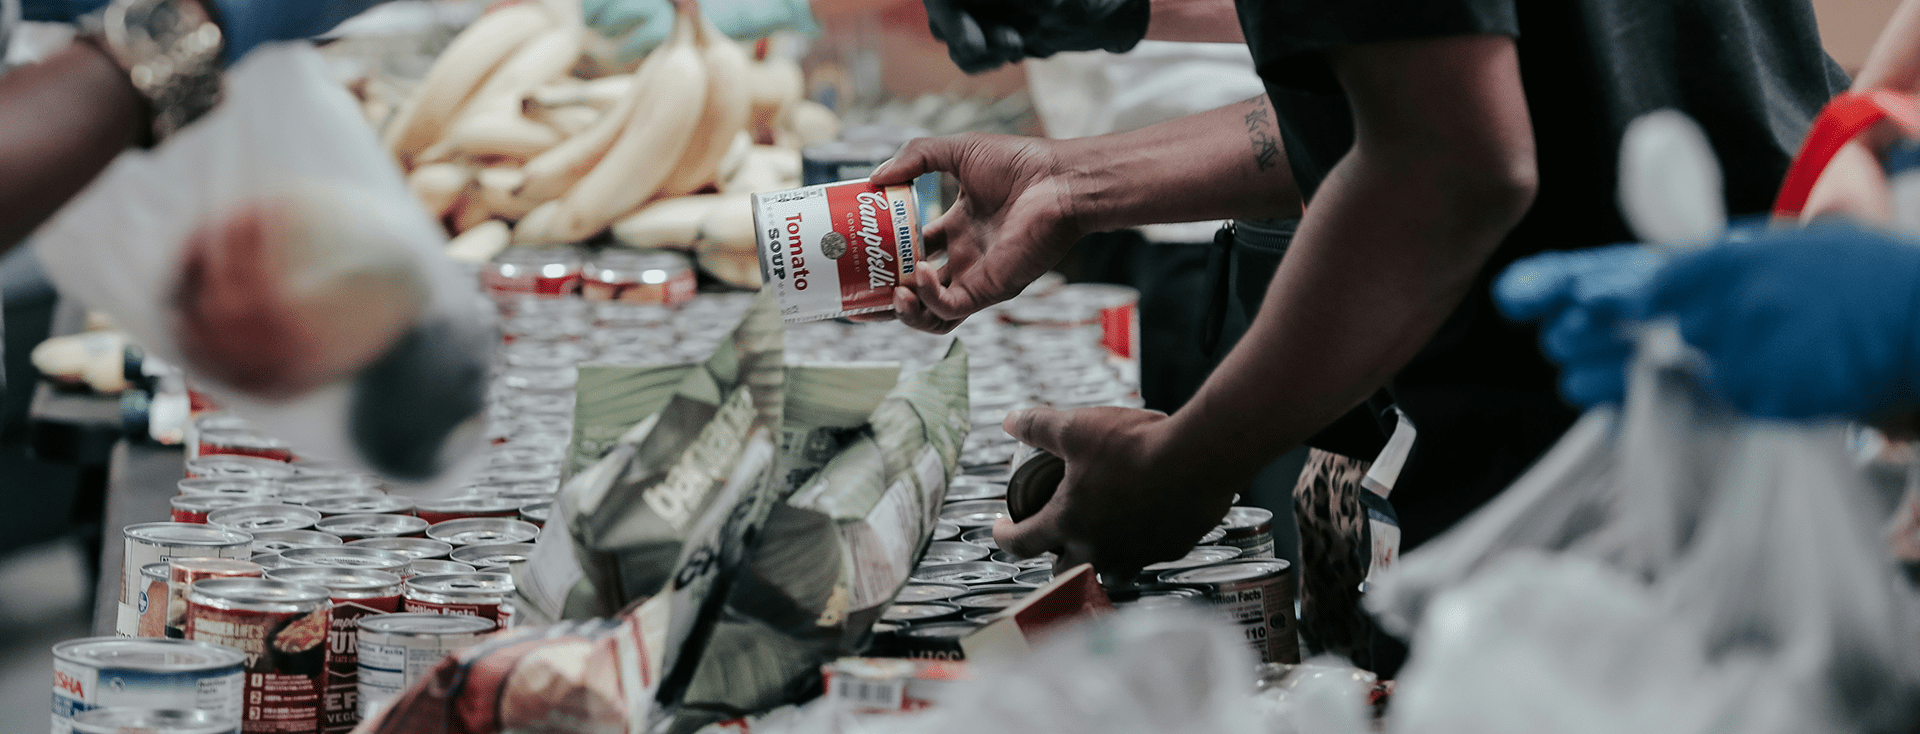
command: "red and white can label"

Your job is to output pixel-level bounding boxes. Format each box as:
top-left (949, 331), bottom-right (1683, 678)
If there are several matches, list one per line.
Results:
top-left (403, 599), bottom-right (513, 629)
top-left (1098, 301), bottom-right (1139, 360)
top-left (320, 598), bottom-right (399, 734)
top-left (754, 179), bottom-right (919, 323)
top-left (187, 602), bottom-right (329, 733)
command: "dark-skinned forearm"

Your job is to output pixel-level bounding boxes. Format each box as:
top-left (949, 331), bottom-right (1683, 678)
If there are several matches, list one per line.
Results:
top-left (1059, 95), bottom-right (1299, 232)
top-left (1159, 37), bottom-right (1537, 486)
top-left (0, 41), bottom-right (147, 251)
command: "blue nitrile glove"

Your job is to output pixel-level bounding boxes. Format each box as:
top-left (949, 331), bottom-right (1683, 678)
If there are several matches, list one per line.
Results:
top-left (1637, 220), bottom-right (1920, 420)
top-left (924, 0), bottom-right (1149, 74)
top-left (584, 0), bottom-right (818, 62)
top-left (1495, 243), bottom-right (1669, 407)
top-left (23, 0), bottom-right (385, 63)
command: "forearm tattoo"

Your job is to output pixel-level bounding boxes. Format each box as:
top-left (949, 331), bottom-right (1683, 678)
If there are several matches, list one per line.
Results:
top-left (1242, 96), bottom-right (1281, 172)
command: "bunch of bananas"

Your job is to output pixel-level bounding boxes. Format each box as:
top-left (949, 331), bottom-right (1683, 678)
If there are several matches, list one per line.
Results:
top-left (381, 0), bottom-right (840, 287)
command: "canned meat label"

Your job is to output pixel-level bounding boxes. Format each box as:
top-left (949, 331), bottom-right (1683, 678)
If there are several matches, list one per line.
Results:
top-left (752, 179), bottom-right (919, 324)
top-left (187, 603), bottom-right (329, 733)
top-left (52, 638), bottom-right (245, 734)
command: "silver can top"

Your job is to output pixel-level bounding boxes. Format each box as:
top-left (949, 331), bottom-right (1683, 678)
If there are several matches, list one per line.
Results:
top-left (357, 612), bottom-right (497, 636)
top-left (70, 707), bottom-right (238, 734)
top-left (1159, 558), bottom-right (1292, 587)
top-left (53, 637), bottom-right (246, 671)
top-left (207, 505), bottom-right (321, 533)
top-left (123, 522), bottom-right (252, 548)
top-left (348, 537), bottom-right (454, 560)
top-left (427, 518), bottom-right (539, 546)
top-left (188, 578), bottom-right (330, 607)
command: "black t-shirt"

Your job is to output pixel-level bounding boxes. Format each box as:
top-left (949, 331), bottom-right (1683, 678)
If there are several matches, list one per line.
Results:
top-left (1236, 0), bottom-right (1848, 549)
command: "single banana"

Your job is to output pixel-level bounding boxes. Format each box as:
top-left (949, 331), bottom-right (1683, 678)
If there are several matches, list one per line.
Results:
top-left (531, 75), bottom-right (634, 109)
top-left (610, 193), bottom-right (723, 250)
top-left (531, 104), bottom-right (602, 136)
top-left (540, 4), bottom-right (708, 242)
top-left (445, 219), bottom-right (514, 265)
top-left (429, 23), bottom-right (585, 162)
top-left (657, 12), bottom-right (752, 197)
top-left (383, 3), bottom-right (553, 167)
top-left (746, 56), bottom-right (803, 144)
top-left (514, 41), bottom-right (674, 205)
top-left (477, 167), bottom-right (543, 220)
top-left (407, 163), bottom-right (475, 219)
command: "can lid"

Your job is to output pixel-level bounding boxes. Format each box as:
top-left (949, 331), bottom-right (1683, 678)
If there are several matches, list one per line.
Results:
top-left (939, 500), bottom-right (1009, 529)
top-left (70, 708), bottom-right (238, 734)
top-left (951, 585), bottom-right (1031, 609)
top-left (280, 474), bottom-right (381, 491)
top-left (169, 558), bottom-right (261, 575)
top-left (1013, 568), bottom-right (1052, 587)
top-left (304, 495), bottom-right (413, 514)
top-left (407, 560), bottom-right (478, 575)
top-left (53, 637), bottom-right (247, 670)
top-left (316, 513), bottom-right (430, 535)
top-left (416, 496), bottom-right (522, 513)
top-left (266, 566), bottom-right (403, 592)
top-left (922, 541), bottom-right (989, 565)
top-left (989, 550), bottom-right (1055, 570)
top-left (895, 583), bottom-right (968, 603)
top-left (1219, 506), bottom-right (1274, 532)
top-left (1160, 558), bottom-right (1291, 586)
top-left (448, 543), bottom-right (535, 567)
top-left (347, 537), bottom-right (454, 559)
top-left (170, 494), bottom-right (257, 512)
top-left (207, 504), bottom-right (321, 532)
top-left (358, 612), bottom-right (498, 635)
top-left (909, 561), bottom-right (1020, 585)
top-left (931, 521), bottom-right (962, 542)
top-left (1198, 527), bottom-right (1227, 545)
top-left (407, 572), bottom-right (514, 594)
top-left (123, 522), bottom-right (252, 547)
top-left (190, 577), bottom-right (330, 605)
top-left (140, 562), bottom-right (171, 580)
top-left (277, 546), bottom-right (411, 570)
top-left (175, 478), bottom-right (280, 498)
top-left (900, 621), bottom-right (979, 640)
top-left (1141, 546), bottom-right (1243, 574)
top-left (881, 602), bottom-right (961, 623)
top-left (958, 527), bottom-right (997, 549)
top-left (428, 518), bottom-right (539, 546)
top-left (249, 530), bottom-right (344, 548)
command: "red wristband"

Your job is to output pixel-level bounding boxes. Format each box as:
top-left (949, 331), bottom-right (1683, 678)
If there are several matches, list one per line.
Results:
top-left (1772, 89), bottom-right (1920, 218)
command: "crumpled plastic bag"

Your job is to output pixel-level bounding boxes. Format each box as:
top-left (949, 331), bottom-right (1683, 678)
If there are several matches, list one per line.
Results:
top-left (33, 44), bottom-right (491, 484)
top-left (1370, 326), bottom-right (1920, 734)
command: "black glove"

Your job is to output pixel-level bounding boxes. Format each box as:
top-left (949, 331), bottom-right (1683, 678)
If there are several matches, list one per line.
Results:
top-left (925, 0), bottom-right (1149, 74)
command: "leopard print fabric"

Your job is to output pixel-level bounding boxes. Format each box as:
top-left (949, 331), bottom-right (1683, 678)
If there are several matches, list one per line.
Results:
top-left (1292, 447), bottom-right (1373, 663)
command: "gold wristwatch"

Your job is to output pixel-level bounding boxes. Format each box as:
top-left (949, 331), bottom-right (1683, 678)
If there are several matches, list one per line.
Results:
top-left (82, 0), bottom-right (225, 143)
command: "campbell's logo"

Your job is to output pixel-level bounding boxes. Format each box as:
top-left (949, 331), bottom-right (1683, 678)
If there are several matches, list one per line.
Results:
top-left (855, 192), bottom-right (898, 290)
top-left (55, 670), bottom-right (85, 697)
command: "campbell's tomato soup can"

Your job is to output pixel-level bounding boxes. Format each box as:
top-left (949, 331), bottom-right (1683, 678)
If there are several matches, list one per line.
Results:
top-left (167, 559), bottom-right (264, 640)
top-left (413, 497), bottom-right (521, 525)
top-left (136, 563), bottom-right (172, 638)
top-left (263, 567), bottom-right (403, 734)
top-left (275, 547), bottom-right (410, 577)
top-left (51, 638), bottom-right (246, 734)
top-left (120, 524), bottom-right (254, 638)
top-left (184, 579), bottom-right (331, 734)
top-left (583, 249), bottom-right (697, 305)
top-left (403, 573), bottom-right (515, 629)
top-left (484, 246), bottom-right (582, 305)
top-left (185, 456), bottom-right (292, 481)
top-left (355, 614), bottom-right (494, 721)
top-left (751, 178), bottom-right (920, 323)
top-left (172, 495), bottom-right (261, 525)
top-left (313, 514), bottom-right (429, 542)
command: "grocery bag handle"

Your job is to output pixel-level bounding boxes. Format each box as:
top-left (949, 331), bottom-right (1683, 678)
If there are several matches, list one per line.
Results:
top-left (1773, 89), bottom-right (1920, 218)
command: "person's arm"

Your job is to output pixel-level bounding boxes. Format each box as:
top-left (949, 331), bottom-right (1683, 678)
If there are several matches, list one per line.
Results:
top-left (1144, 0), bottom-right (1241, 43)
top-left (999, 34), bottom-right (1537, 572)
top-left (869, 95), bottom-right (1298, 332)
top-left (0, 40), bottom-right (147, 251)
top-left (1800, 0), bottom-right (1920, 222)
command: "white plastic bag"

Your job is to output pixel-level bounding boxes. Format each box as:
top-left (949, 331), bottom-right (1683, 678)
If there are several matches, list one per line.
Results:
top-left (32, 43), bottom-right (490, 485)
top-left (1370, 325), bottom-right (1920, 734)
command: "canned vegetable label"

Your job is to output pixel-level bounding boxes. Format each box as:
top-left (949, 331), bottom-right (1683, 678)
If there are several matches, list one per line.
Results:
top-left (263, 568), bottom-right (404, 734)
top-left (752, 179), bottom-right (919, 324)
top-left (51, 638), bottom-right (246, 734)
